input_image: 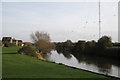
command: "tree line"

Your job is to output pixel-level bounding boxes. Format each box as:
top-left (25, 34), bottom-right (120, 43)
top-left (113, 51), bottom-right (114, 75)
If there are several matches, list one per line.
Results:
top-left (56, 36), bottom-right (120, 59)
top-left (18, 31), bottom-right (119, 59)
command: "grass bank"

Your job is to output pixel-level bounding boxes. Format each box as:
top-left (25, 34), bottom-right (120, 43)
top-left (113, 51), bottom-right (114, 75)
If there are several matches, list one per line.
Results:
top-left (2, 46), bottom-right (22, 54)
top-left (2, 47), bottom-right (119, 79)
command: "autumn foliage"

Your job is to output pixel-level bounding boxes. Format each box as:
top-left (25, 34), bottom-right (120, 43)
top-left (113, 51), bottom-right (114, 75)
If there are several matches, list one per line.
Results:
top-left (31, 31), bottom-right (55, 53)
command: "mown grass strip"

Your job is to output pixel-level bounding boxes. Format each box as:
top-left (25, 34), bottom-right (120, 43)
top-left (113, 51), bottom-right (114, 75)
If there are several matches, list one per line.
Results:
top-left (2, 47), bottom-right (119, 79)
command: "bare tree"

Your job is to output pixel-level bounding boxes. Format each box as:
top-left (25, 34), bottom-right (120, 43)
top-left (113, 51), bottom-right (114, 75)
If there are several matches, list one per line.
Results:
top-left (31, 31), bottom-right (50, 43)
top-left (31, 31), bottom-right (54, 53)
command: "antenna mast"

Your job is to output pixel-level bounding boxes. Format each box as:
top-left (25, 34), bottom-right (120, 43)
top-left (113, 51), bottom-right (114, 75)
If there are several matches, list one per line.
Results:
top-left (99, 0), bottom-right (101, 38)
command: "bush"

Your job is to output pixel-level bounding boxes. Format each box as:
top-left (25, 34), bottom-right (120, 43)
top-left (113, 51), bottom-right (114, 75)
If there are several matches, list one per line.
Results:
top-left (103, 48), bottom-right (120, 58)
top-left (4, 43), bottom-right (16, 47)
top-left (72, 40), bottom-right (86, 53)
top-left (18, 46), bottom-right (38, 58)
top-left (113, 43), bottom-right (120, 47)
top-left (85, 40), bottom-right (96, 54)
top-left (97, 36), bottom-right (112, 49)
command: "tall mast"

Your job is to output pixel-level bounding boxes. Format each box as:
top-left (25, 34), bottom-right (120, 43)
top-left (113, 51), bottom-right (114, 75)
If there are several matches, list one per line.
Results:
top-left (99, 0), bottom-right (101, 38)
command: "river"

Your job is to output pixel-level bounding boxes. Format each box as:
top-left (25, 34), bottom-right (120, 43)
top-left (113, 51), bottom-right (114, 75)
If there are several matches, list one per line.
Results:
top-left (43, 50), bottom-right (120, 78)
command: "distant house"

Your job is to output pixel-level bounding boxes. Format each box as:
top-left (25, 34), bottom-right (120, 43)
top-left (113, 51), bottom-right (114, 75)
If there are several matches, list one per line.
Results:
top-left (2, 37), bottom-right (13, 44)
top-left (23, 42), bottom-right (33, 46)
top-left (2, 37), bottom-right (23, 46)
top-left (18, 40), bottom-right (23, 46)
top-left (13, 39), bottom-right (18, 45)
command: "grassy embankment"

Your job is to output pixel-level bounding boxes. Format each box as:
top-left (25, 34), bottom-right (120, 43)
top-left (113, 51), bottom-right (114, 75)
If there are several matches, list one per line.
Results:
top-left (2, 47), bottom-right (119, 79)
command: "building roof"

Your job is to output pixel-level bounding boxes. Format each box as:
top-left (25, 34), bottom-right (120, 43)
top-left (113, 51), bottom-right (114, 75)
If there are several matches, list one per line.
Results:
top-left (2, 37), bottom-right (12, 41)
top-left (13, 39), bottom-right (17, 42)
top-left (23, 42), bottom-right (32, 44)
top-left (18, 40), bottom-right (22, 42)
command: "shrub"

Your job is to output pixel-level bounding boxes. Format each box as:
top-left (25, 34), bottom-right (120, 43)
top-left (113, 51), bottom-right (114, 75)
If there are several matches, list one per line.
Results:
top-left (85, 40), bottom-right (96, 54)
top-left (4, 43), bottom-right (16, 47)
top-left (18, 46), bottom-right (38, 58)
top-left (97, 36), bottom-right (112, 49)
top-left (72, 40), bottom-right (86, 53)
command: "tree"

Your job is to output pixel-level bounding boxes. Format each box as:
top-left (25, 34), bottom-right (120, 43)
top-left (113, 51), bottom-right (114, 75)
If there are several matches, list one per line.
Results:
top-left (31, 31), bottom-right (55, 53)
top-left (97, 36), bottom-right (112, 49)
top-left (72, 40), bottom-right (86, 53)
top-left (85, 40), bottom-right (96, 53)
top-left (31, 31), bottom-right (50, 43)
top-left (64, 40), bottom-right (73, 51)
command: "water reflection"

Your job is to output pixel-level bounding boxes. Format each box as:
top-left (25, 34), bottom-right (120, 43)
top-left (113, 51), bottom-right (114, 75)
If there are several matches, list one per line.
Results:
top-left (56, 50), bottom-right (72, 59)
top-left (42, 50), bottom-right (119, 78)
top-left (73, 53), bottom-right (112, 73)
top-left (72, 52), bottom-right (119, 75)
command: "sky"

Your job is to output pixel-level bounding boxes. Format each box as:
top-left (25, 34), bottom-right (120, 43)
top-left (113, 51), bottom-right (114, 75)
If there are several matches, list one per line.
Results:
top-left (1, 1), bottom-right (118, 42)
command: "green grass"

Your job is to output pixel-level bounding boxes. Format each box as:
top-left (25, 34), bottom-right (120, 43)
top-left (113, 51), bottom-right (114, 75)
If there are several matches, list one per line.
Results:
top-left (2, 47), bottom-right (119, 79)
top-left (2, 46), bottom-right (22, 54)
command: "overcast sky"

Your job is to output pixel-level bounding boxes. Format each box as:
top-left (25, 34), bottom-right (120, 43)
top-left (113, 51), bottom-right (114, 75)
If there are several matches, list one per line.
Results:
top-left (1, 1), bottom-right (118, 42)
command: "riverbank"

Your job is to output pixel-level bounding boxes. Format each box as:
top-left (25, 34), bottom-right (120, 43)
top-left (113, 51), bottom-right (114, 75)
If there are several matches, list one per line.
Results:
top-left (56, 39), bottom-right (120, 59)
top-left (2, 47), bottom-right (119, 80)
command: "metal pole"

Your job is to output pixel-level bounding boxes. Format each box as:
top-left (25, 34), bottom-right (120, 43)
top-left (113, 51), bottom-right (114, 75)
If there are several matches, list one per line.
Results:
top-left (99, 0), bottom-right (101, 38)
